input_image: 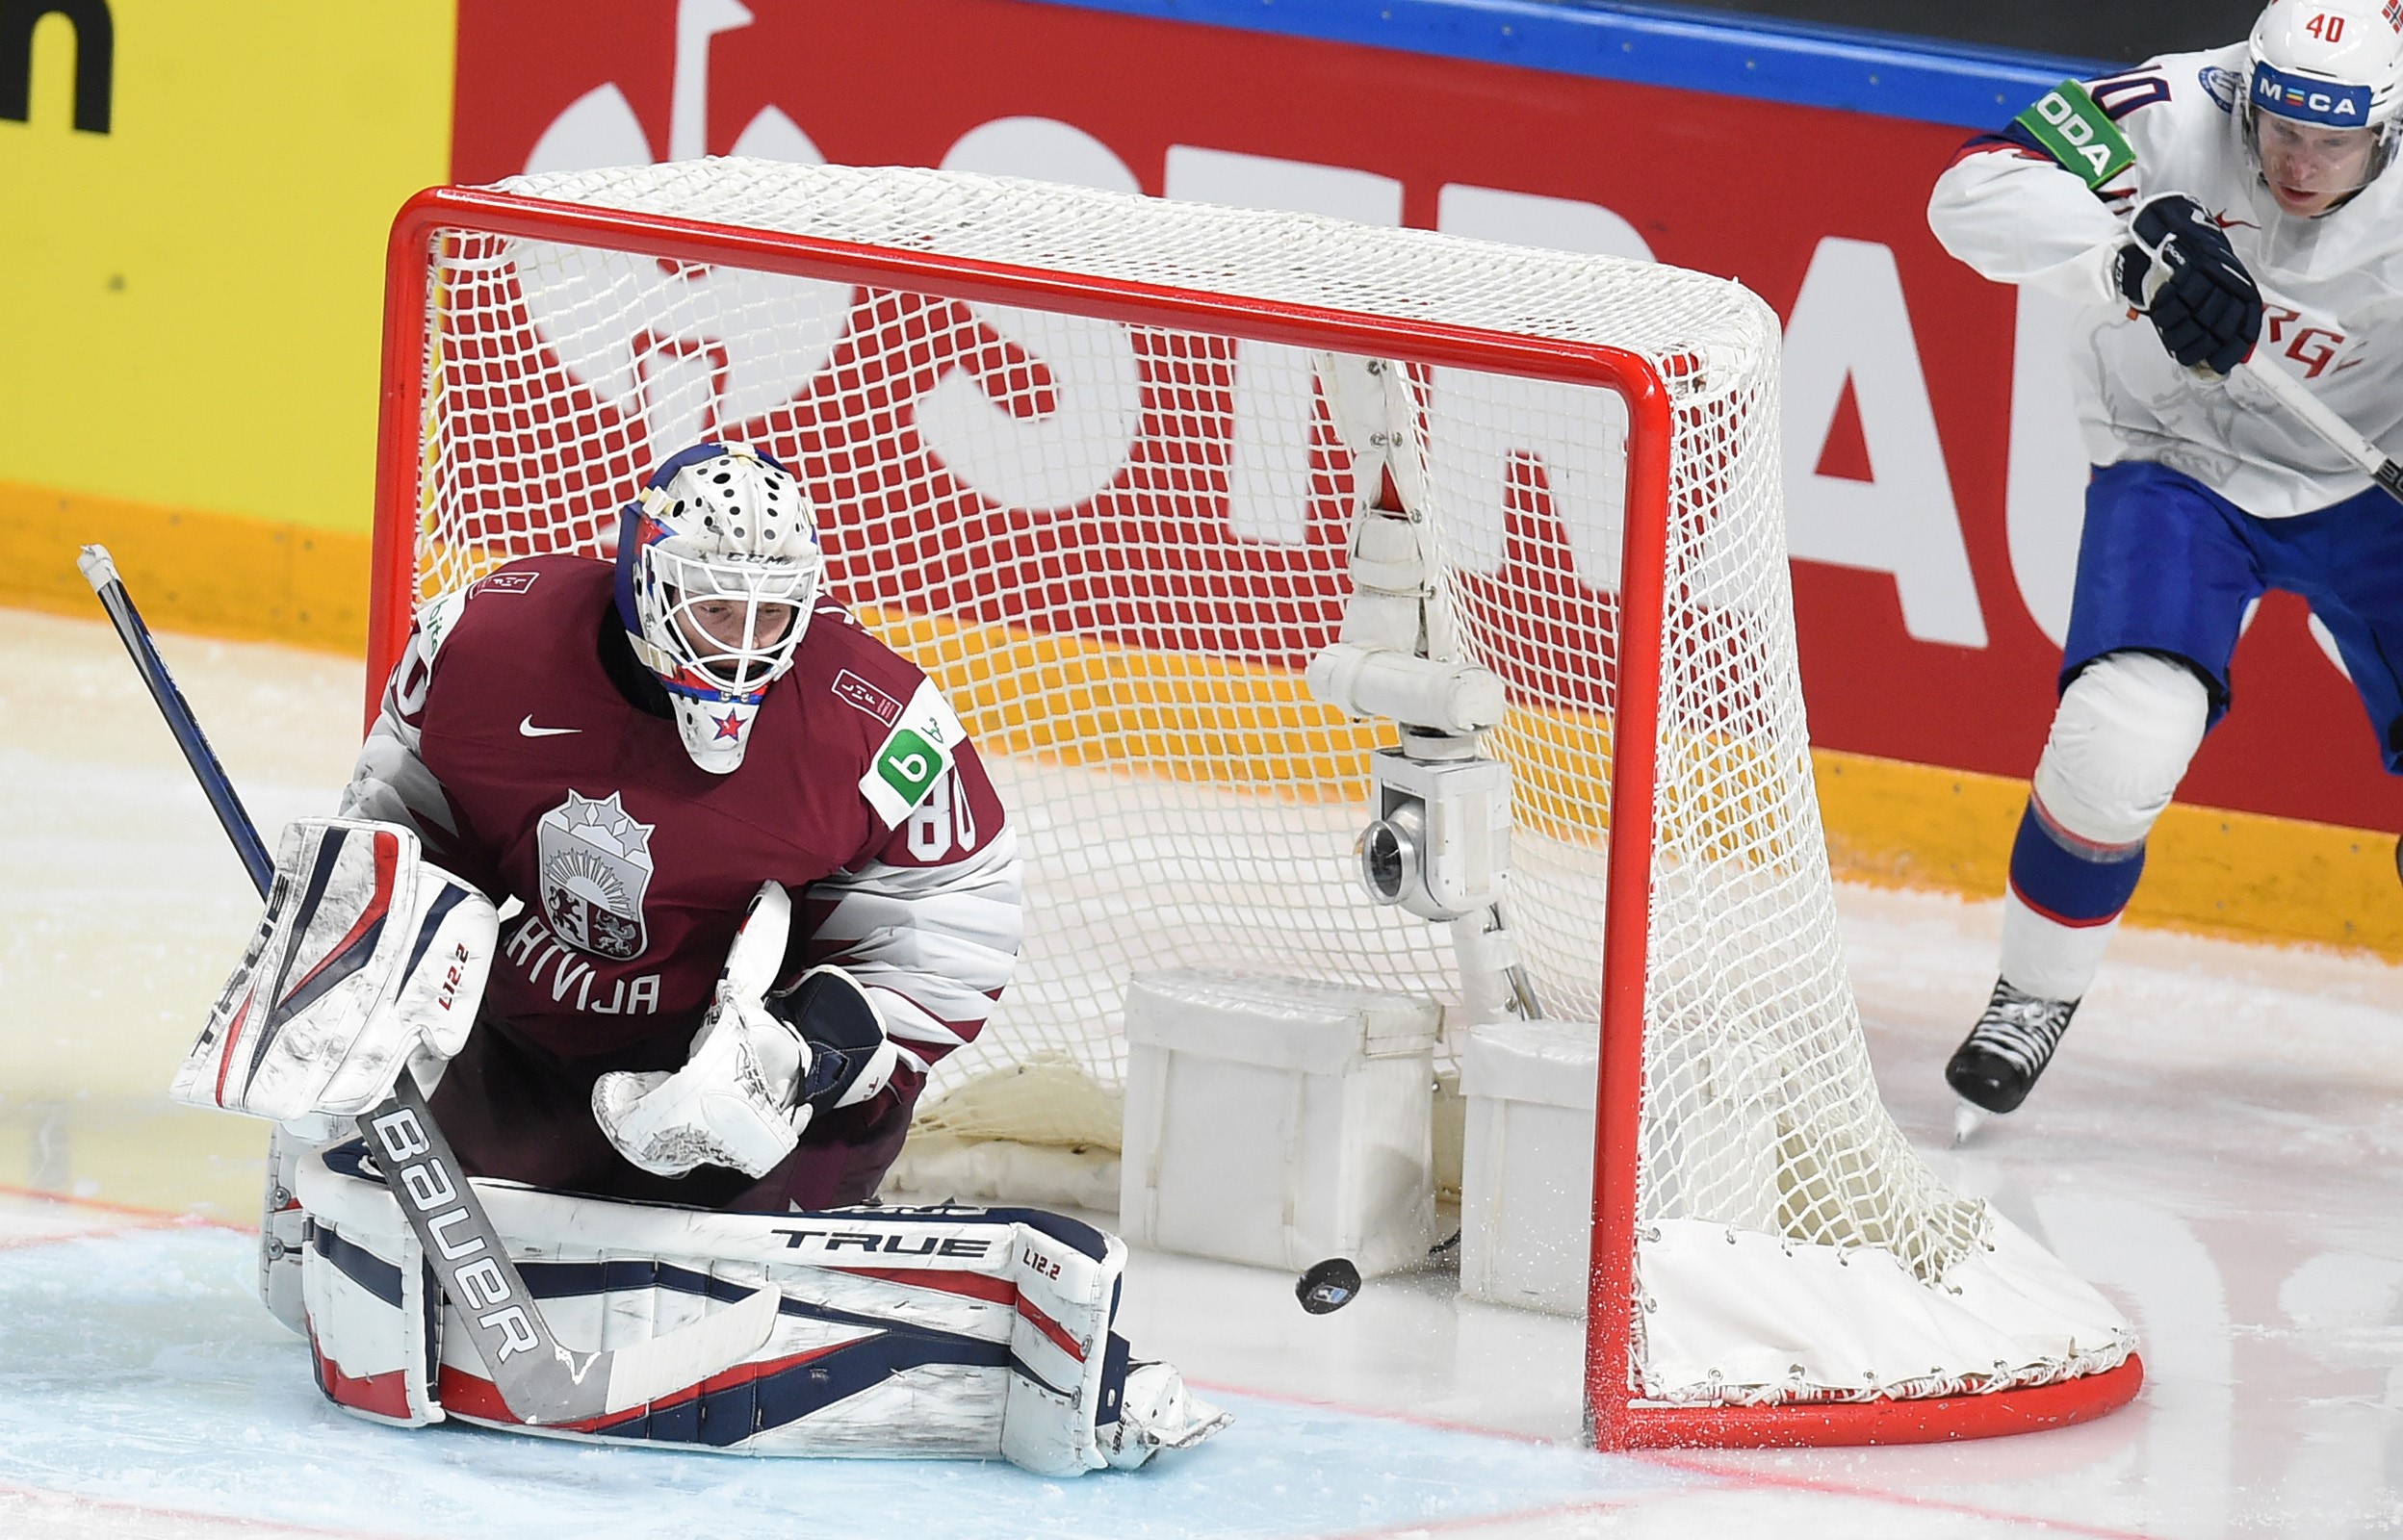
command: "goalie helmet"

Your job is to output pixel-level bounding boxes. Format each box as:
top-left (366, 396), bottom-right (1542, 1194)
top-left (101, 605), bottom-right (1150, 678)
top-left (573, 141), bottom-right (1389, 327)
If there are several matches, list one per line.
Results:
top-left (2243, 0), bottom-right (2403, 202)
top-left (613, 443), bottom-right (824, 775)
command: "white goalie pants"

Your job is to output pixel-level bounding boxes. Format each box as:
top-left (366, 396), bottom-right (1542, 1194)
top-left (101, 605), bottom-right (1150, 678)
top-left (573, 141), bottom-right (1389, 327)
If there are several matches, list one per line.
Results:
top-left (293, 1141), bottom-right (1143, 1474)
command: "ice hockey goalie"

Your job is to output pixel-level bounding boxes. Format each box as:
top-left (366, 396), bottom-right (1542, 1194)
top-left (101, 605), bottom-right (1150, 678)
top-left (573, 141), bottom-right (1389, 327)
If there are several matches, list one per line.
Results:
top-left (174, 440), bottom-right (1228, 1474)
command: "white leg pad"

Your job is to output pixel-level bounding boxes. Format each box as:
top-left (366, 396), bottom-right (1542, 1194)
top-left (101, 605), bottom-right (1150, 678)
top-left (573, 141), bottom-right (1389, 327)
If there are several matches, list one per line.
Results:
top-left (1000, 1220), bottom-right (1129, 1475)
top-left (290, 1142), bottom-right (1223, 1471)
top-left (298, 1177), bottom-right (445, 1427)
top-left (259, 1125), bottom-right (311, 1340)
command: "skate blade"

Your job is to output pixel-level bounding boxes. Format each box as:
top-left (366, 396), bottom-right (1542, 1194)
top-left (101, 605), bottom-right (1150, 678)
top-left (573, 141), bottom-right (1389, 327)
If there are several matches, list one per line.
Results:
top-left (1952, 1099), bottom-right (1992, 1146)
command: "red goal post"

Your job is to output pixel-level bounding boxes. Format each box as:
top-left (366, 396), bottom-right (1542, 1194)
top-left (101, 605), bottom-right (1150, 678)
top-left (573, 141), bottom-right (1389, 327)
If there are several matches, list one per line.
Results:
top-left (366, 164), bottom-right (2141, 1449)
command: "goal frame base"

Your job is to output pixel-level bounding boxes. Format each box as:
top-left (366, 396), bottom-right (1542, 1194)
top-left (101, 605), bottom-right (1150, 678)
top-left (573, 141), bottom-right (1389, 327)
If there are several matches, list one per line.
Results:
top-left (1591, 1353), bottom-right (2144, 1450)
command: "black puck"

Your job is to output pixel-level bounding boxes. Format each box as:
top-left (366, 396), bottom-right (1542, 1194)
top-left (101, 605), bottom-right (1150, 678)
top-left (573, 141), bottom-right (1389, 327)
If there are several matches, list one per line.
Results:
top-left (1296, 1256), bottom-right (1361, 1315)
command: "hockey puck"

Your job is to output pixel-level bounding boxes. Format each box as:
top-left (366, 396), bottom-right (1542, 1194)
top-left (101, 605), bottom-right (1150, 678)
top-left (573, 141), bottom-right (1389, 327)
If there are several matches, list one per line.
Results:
top-left (1296, 1257), bottom-right (1361, 1315)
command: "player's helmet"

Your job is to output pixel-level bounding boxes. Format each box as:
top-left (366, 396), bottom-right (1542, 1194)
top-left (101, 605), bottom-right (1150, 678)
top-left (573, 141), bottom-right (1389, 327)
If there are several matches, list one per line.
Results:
top-left (613, 443), bottom-right (824, 775)
top-left (2243, 0), bottom-right (2403, 198)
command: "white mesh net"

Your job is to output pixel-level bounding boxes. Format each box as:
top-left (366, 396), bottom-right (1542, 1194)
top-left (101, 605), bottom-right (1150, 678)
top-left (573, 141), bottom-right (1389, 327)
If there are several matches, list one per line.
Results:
top-left (391, 159), bottom-right (2128, 1409)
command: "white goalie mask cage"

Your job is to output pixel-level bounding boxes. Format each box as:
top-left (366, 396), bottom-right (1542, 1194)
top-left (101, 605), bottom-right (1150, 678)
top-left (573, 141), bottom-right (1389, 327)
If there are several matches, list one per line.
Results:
top-left (612, 442), bottom-right (826, 774)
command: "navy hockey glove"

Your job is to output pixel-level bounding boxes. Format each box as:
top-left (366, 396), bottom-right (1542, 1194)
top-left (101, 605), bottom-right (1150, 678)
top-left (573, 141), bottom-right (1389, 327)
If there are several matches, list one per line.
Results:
top-left (2114, 194), bottom-right (2262, 378)
top-left (772, 965), bottom-right (901, 1113)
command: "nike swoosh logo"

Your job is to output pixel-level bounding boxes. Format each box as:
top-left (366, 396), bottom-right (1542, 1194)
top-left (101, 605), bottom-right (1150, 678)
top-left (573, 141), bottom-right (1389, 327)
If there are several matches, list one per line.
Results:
top-left (518, 716), bottom-right (581, 737)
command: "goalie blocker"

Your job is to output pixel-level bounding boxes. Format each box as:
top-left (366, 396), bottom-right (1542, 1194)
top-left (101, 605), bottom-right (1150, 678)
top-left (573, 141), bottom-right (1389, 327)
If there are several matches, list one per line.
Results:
top-left (295, 1140), bottom-right (1227, 1474)
top-left (170, 815), bottom-right (497, 1128)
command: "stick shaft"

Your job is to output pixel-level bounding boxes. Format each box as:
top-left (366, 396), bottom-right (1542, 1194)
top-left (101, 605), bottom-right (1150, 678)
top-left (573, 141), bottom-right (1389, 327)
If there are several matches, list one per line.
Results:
top-left (2236, 356), bottom-right (2403, 505)
top-left (77, 547), bottom-right (274, 895)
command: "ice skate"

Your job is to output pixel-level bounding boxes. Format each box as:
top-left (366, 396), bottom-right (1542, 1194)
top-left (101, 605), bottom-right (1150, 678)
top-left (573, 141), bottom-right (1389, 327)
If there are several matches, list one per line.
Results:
top-left (1947, 979), bottom-right (2080, 1131)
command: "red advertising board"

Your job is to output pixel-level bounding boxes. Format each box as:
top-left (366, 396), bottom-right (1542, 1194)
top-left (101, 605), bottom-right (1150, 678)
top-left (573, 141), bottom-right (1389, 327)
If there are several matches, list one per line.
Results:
top-left (452, 0), bottom-right (2395, 833)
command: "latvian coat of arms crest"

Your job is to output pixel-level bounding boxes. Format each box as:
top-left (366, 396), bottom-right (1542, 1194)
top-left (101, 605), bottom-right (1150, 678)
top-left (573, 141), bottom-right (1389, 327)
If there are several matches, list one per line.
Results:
top-left (535, 790), bottom-right (657, 961)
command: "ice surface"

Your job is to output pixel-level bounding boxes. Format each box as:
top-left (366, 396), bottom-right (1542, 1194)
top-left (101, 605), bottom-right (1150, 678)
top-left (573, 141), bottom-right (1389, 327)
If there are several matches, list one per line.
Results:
top-left (6, 605), bottom-right (2403, 1537)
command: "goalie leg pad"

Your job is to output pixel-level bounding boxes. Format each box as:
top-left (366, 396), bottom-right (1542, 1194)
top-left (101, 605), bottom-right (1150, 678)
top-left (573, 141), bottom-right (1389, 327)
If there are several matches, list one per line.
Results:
top-left (297, 1182), bottom-right (445, 1428)
top-left (293, 1147), bottom-right (1225, 1470)
top-left (995, 1209), bottom-right (1228, 1474)
top-left (259, 1125), bottom-right (311, 1339)
top-left (173, 816), bottom-right (497, 1123)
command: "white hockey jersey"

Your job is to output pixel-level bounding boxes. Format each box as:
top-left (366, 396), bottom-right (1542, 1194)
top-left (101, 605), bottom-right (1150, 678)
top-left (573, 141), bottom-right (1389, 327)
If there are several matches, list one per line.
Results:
top-left (1928, 44), bottom-right (2403, 516)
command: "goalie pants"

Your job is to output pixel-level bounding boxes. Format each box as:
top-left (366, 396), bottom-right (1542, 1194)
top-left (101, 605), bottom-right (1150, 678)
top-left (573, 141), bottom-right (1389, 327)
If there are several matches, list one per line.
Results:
top-left (2002, 460), bottom-right (2403, 1001)
top-left (428, 1014), bottom-right (919, 1210)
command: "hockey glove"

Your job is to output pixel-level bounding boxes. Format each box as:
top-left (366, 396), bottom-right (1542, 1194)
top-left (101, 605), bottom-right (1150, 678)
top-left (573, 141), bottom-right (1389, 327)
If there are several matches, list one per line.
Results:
top-left (593, 881), bottom-right (797, 1177)
top-left (772, 965), bottom-right (902, 1115)
top-left (590, 965), bottom-right (899, 1178)
top-left (592, 986), bottom-right (809, 1178)
top-left (2114, 193), bottom-right (2262, 378)
top-left (591, 878), bottom-right (898, 1179)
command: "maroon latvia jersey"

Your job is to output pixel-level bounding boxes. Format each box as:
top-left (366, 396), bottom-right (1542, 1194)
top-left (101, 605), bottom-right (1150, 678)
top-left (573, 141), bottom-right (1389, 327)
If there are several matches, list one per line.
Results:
top-left (375, 554), bottom-right (1009, 1064)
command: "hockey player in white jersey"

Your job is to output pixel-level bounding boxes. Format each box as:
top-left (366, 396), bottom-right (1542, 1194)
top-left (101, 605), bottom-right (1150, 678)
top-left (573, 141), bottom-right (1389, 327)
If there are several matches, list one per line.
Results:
top-left (1927, 0), bottom-right (2403, 1120)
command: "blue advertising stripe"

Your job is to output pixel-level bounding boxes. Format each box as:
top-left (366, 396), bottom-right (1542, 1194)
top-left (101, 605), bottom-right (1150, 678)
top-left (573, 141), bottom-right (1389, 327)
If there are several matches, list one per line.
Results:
top-left (1023, 0), bottom-right (2109, 128)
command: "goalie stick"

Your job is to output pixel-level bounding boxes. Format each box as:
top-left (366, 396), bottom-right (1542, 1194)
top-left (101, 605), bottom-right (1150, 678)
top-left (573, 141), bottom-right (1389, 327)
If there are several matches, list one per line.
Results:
top-left (76, 544), bottom-right (779, 1425)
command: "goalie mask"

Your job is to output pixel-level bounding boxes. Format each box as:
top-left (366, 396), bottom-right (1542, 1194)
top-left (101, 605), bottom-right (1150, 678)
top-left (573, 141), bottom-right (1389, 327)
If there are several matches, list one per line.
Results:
top-left (614, 444), bottom-right (824, 775)
top-left (2244, 0), bottom-right (2403, 215)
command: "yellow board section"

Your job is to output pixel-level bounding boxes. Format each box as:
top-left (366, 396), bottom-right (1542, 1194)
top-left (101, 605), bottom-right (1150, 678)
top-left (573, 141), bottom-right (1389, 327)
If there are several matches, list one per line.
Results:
top-left (1820, 750), bottom-right (2403, 960)
top-left (0, 479), bottom-right (368, 652)
top-left (7, 481), bottom-right (2391, 961)
top-left (0, 2), bottom-right (456, 534)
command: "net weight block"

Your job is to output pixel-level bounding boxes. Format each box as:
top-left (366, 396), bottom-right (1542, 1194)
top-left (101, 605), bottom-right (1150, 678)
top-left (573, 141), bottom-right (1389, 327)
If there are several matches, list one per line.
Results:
top-left (1459, 1020), bottom-right (1598, 1316)
top-left (1120, 970), bottom-right (1439, 1277)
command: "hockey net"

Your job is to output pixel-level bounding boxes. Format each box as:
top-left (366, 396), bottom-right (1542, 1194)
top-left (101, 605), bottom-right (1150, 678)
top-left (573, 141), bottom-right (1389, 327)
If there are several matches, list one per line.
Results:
top-left (370, 159), bottom-right (2137, 1446)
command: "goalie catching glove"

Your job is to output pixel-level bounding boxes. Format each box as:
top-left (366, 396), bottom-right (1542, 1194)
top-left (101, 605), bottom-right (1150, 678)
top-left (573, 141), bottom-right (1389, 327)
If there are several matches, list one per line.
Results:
top-left (593, 881), bottom-right (901, 1179)
top-left (171, 817), bottom-right (498, 1126)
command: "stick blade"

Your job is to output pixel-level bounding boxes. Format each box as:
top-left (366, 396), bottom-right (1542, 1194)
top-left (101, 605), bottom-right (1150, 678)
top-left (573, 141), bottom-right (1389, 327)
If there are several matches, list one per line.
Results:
top-left (593, 1282), bottom-right (784, 1419)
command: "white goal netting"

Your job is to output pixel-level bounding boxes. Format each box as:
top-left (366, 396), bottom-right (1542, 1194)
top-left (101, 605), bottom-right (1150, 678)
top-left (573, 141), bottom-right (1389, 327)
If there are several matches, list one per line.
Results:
top-left (387, 159), bottom-right (2130, 1411)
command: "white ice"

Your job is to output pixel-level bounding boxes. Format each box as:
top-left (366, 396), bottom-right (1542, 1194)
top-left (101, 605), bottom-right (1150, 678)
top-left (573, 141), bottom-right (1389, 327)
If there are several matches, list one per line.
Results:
top-left (4, 605), bottom-right (2401, 1539)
